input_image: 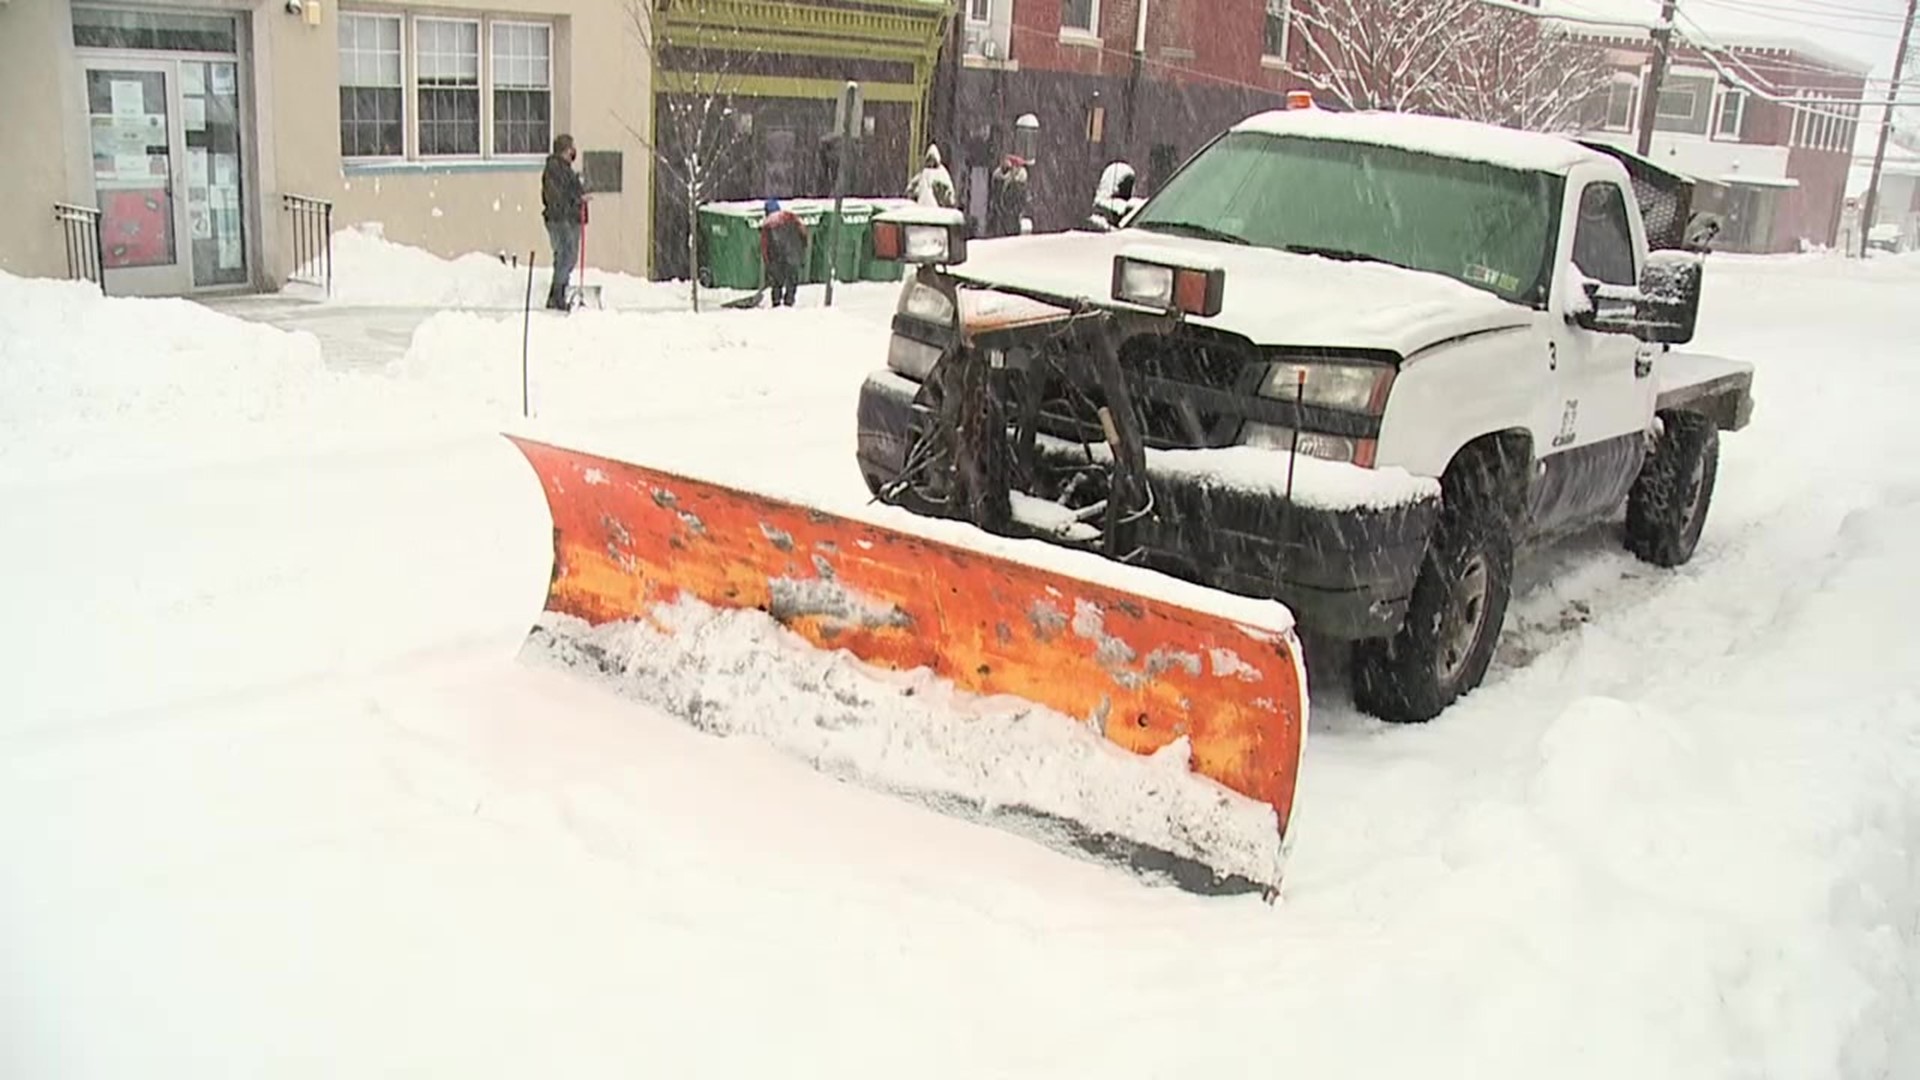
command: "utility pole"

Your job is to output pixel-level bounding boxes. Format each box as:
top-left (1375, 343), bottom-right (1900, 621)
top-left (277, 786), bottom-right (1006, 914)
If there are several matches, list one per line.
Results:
top-left (1859, 0), bottom-right (1917, 257)
top-left (1635, 0), bottom-right (1679, 157)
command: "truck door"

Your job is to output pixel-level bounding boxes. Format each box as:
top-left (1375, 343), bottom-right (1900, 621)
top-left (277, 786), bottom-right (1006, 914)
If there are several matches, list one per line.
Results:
top-left (1531, 178), bottom-right (1656, 535)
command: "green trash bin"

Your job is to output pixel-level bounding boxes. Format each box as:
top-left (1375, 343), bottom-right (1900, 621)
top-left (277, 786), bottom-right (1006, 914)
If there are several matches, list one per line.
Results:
top-left (832, 202), bottom-right (873, 284)
top-left (697, 203), bottom-right (765, 290)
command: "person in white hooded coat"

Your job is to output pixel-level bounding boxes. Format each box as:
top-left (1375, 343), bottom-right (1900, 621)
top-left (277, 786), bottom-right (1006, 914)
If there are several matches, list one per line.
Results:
top-left (1086, 161), bottom-right (1143, 232)
top-left (906, 145), bottom-right (957, 208)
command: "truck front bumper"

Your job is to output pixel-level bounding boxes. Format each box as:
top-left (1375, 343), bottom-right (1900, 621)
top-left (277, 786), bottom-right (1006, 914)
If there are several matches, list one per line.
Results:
top-left (856, 370), bottom-right (1440, 641)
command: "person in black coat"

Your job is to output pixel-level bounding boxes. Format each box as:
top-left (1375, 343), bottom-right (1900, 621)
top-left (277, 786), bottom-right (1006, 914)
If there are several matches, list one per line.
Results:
top-left (541, 133), bottom-right (586, 311)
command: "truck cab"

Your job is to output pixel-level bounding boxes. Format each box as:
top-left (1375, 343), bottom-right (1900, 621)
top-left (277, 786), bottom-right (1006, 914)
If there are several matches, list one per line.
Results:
top-left (854, 106), bottom-right (1753, 722)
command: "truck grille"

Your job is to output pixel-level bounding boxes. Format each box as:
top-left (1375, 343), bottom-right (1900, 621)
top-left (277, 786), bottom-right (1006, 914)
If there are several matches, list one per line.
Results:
top-left (1036, 327), bottom-right (1258, 450)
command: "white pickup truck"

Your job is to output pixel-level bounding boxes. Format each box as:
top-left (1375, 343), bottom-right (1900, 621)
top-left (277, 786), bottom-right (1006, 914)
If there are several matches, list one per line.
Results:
top-left (854, 105), bottom-right (1754, 722)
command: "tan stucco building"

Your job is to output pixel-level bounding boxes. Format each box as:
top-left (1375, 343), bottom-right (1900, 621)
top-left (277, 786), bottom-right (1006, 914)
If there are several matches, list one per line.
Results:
top-left (0, 0), bottom-right (651, 296)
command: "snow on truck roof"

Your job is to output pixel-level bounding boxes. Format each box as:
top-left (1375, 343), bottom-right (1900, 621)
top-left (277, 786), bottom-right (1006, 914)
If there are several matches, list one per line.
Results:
top-left (1233, 109), bottom-right (1613, 176)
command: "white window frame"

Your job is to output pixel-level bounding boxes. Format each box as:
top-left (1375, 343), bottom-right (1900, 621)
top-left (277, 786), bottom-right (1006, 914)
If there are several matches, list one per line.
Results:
top-left (412, 15), bottom-right (482, 159)
top-left (1060, 0), bottom-right (1100, 38)
top-left (966, 0), bottom-right (991, 25)
top-left (489, 19), bottom-right (553, 158)
top-left (1713, 88), bottom-right (1745, 142)
top-left (1262, 0), bottom-right (1291, 64)
top-left (1655, 85), bottom-right (1698, 122)
top-left (338, 11), bottom-right (406, 161)
top-left (1602, 74), bottom-right (1638, 134)
top-left (338, 9), bottom-right (557, 164)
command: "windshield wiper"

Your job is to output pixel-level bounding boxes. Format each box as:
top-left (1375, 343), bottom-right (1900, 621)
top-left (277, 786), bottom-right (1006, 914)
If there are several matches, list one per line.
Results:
top-left (1284, 244), bottom-right (1409, 270)
top-left (1137, 220), bottom-right (1249, 245)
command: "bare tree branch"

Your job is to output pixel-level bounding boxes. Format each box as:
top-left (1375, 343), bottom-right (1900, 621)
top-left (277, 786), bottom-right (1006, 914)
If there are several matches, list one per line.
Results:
top-left (1292, 0), bottom-right (1605, 132)
top-left (619, 0), bottom-right (762, 311)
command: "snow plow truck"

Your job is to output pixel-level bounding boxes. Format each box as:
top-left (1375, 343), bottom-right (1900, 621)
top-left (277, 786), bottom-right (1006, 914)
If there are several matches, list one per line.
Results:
top-left (510, 104), bottom-right (1754, 895)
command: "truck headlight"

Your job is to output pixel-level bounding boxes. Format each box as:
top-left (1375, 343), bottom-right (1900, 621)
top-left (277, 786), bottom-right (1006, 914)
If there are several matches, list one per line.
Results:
top-left (1111, 252), bottom-right (1226, 316)
top-left (886, 335), bottom-right (945, 381)
top-left (897, 279), bottom-right (956, 326)
top-left (873, 210), bottom-right (969, 267)
top-left (1259, 360), bottom-right (1395, 413)
top-left (1241, 423), bottom-right (1375, 467)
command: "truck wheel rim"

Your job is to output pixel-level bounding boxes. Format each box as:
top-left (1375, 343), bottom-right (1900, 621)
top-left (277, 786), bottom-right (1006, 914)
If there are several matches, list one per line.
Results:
top-left (1438, 555), bottom-right (1490, 685)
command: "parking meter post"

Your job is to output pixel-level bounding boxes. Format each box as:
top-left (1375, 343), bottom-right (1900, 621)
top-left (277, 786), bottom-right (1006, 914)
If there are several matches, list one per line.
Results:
top-left (827, 81), bottom-right (862, 308)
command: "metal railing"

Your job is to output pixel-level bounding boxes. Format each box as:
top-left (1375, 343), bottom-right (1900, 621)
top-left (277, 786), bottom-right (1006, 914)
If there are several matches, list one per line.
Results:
top-left (53, 203), bottom-right (105, 293)
top-left (282, 193), bottom-right (334, 296)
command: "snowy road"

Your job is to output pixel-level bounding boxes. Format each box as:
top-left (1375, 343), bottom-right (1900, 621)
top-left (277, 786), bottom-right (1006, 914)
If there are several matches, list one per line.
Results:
top-left (2, 249), bottom-right (1916, 1078)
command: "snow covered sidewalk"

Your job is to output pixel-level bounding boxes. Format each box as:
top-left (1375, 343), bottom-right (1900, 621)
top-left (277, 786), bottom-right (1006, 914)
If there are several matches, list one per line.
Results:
top-left (1, 250), bottom-right (1917, 1078)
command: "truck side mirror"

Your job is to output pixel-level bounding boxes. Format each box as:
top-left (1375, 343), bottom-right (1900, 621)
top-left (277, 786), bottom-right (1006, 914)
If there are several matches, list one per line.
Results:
top-left (1637, 250), bottom-right (1703, 345)
top-left (1571, 252), bottom-right (1702, 346)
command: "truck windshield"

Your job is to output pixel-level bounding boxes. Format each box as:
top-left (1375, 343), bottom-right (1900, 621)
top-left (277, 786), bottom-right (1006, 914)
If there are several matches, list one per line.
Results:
top-left (1132, 132), bottom-right (1563, 307)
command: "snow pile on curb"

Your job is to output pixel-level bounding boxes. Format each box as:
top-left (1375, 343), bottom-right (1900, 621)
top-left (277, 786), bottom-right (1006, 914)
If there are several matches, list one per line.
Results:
top-left (309, 224), bottom-right (722, 311)
top-left (0, 271), bottom-right (333, 483)
top-left (524, 602), bottom-right (1287, 888)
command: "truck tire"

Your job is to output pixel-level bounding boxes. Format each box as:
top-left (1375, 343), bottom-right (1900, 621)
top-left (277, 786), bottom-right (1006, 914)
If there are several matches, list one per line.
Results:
top-left (1351, 458), bottom-right (1515, 724)
top-left (1625, 411), bottom-right (1719, 568)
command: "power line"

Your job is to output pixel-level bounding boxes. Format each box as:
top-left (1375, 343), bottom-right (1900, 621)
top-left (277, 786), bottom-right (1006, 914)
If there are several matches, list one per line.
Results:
top-left (1675, 13), bottom-right (1920, 120)
top-left (1688, 0), bottom-right (1906, 27)
top-left (1685, 0), bottom-right (1906, 36)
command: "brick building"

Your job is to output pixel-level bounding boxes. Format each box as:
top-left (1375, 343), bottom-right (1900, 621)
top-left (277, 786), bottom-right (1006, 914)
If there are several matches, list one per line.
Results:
top-left (932, 0), bottom-right (1309, 233)
top-left (1569, 31), bottom-right (1869, 253)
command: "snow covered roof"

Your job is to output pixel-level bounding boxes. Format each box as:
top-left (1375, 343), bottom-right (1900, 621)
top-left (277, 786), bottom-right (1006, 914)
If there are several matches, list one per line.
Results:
top-left (1233, 109), bottom-right (1613, 176)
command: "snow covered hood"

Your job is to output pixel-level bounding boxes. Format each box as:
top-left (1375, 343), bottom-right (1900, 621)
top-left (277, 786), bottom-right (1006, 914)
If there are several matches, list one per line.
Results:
top-left (950, 230), bottom-right (1533, 357)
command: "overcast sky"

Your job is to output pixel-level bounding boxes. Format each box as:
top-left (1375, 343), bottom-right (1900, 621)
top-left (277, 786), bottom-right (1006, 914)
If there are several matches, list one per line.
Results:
top-left (1544, 0), bottom-right (1911, 76)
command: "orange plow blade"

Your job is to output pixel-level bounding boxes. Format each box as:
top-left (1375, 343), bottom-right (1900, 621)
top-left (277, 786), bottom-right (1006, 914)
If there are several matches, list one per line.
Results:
top-left (508, 435), bottom-right (1308, 894)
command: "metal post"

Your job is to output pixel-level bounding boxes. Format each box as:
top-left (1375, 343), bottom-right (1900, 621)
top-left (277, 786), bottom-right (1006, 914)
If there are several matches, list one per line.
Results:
top-left (1635, 0), bottom-right (1678, 158)
top-left (826, 80), bottom-right (860, 308)
top-left (522, 250), bottom-right (536, 419)
top-left (1860, 0), bottom-right (1917, 258)
top-left (324, 202), bottom-right (334, 297)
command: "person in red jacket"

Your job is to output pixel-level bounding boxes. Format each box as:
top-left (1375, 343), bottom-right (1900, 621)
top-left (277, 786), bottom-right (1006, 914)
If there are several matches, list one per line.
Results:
top-left (757, 197), bottom-right (809, 308)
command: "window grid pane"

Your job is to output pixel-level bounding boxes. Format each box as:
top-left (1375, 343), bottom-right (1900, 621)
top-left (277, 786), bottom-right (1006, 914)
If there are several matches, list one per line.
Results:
top-left (339, 13), bottom-right (402, 157)
top-left (492, 22), bottom-right (552, 155)
top-left (1061, 0), bottom-right (1094, 32)
top-left (416, 18), bottom-right (479, 156)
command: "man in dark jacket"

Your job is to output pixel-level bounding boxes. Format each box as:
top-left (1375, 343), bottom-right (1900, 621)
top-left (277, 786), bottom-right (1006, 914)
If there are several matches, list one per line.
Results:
top-left (986, 154), bottom-right (1030, 238)
top-left (757, 197), bottom-right (809, 308)
top-left (541, 133), bottom-right (585, 311)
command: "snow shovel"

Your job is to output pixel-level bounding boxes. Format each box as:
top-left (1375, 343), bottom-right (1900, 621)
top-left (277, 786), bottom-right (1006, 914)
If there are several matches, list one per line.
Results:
top-left (506, 435), bottom-right (1308, 895)
top-left (566, 201), bottom-right (603, 311)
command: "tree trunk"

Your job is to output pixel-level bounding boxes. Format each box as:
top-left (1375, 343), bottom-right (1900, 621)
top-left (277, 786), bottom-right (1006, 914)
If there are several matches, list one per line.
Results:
top-left (686, 177), bottom-right (701, 314)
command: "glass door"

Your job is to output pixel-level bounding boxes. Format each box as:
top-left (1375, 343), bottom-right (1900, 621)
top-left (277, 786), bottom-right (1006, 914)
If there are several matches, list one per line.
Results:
top-left (85, 60), bottom-right (190, 294)
top-left (178, 59), bottom-right (248, 287)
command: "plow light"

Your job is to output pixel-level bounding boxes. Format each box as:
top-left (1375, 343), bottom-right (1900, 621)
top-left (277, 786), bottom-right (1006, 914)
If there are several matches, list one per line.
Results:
top-left (1111, 250), bottom-right (1226, 317)
top-left (873, 208), bottom-right (969, 267)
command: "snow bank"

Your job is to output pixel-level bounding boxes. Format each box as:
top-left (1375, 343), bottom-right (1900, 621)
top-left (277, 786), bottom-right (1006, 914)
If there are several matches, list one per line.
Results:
top-left (0, 271), bottom-right (334, 484)
top-left (525, 603), bottom-right (1287, 888)
top-left (308, 223), bottom-right (744, 311)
